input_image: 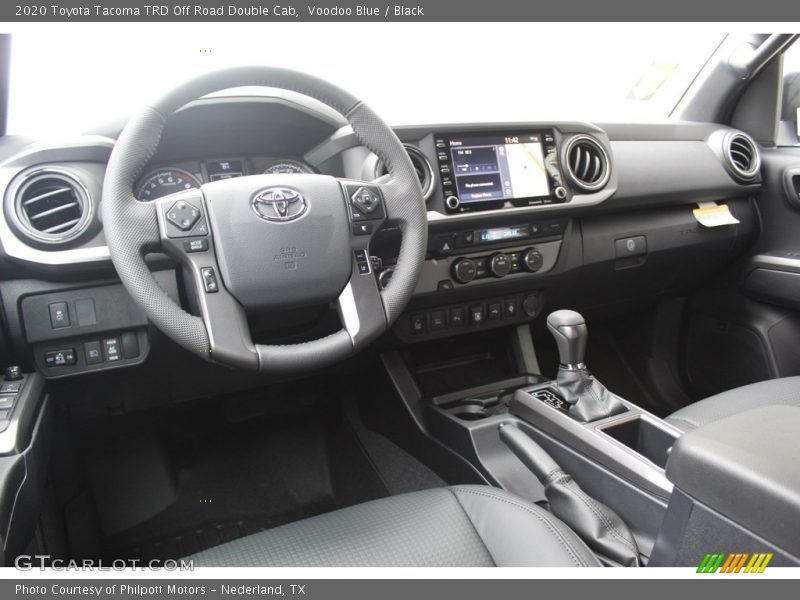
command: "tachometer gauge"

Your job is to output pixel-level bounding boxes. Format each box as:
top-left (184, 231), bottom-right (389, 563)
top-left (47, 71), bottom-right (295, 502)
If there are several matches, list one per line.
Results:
top-left (135, 168), bottom-right (202, 201)
top-left (262, 159), bottom-right (314, 175)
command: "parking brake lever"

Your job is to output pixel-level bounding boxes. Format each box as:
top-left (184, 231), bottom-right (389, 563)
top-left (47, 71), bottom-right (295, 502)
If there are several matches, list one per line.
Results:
top-left (499, 423), bottom-right (641, 567)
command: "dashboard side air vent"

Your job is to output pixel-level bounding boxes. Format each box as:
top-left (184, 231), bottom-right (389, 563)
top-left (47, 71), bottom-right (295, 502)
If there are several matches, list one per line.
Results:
top-left (724, 133), bottom-right (760, 182)
top-left (375, 144), bottom-right (435, 200)
top-left (565, 136), bottom-right (610, 192)
top-left (10, 169), bottom-right (93, 245)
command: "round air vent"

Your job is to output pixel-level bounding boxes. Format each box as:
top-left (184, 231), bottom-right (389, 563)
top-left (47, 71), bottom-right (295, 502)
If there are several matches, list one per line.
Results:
top-left (10, 169), bottom-right (92, 245)
top-left (375, 144), bottom-right (435, 201)
top-left (565, 135), bottom-right (611, 192)
top-left (724, 133), bottom-right (760, 182)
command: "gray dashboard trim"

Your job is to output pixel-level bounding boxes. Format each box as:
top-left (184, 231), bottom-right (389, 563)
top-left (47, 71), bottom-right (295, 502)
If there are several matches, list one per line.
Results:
top-left (0, 137), bottom-right (114, 265)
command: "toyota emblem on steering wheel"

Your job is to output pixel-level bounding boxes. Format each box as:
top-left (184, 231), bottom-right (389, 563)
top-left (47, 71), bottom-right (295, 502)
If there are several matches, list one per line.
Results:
top-left (252, 187), bottom-right (308, 222)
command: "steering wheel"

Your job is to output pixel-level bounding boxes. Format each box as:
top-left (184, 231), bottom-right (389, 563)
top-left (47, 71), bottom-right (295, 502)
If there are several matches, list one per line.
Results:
top-left (102, 67), bottom-right (427, 372)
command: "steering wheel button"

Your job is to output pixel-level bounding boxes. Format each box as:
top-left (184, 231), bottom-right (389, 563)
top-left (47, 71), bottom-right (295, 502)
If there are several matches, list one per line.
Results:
top-left (192, 219), bottom-right (209, 236)
top-left (184, 239), bottom-right (209, 253)
top-left (167, 200), bottom-right (202, 231)
top-left (353, 222), bottom-right (373, 236)
top-left (351, 186), bottom-right (381, 214)
top-left (201, 267), bottom-right (219, 293)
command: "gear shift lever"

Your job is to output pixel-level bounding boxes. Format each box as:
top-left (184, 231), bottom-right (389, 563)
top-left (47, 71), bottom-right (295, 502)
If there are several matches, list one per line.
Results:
top-left (547, 310), bottom-right (626, 422)
top-left (547, 310), bottom-right (588, 369)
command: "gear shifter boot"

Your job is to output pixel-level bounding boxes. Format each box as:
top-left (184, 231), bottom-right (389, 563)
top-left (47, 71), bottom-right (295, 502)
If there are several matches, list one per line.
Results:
top-left (556, 367), bottom-right (626, 422)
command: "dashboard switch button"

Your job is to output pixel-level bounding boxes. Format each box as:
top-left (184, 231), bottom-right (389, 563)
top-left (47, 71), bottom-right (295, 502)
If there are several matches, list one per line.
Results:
top-left (44, 348), bottom-right (77, 367)
top-left (449, 307), bottom-right (465, 328)
top-left (103, 338), bottom-right (121, 362)
top-left (469, 305), bottom-right (485, 325)
top-left (504, 298), bottom-right (518, 318)
top-left (49, 302), bottom-right (70, 329)
top-left (488, 303), bottom-right (502, 320)
top-left (430, 310), bottom-right (446, 331)
top-left (84, 341), bottom-right (102, 365)
top-left (410, 314), bottom-right (427, 335)
top-left (437, 280), bottom-right (454, 292)
top-left (434, 235), bottom-right (456, 256)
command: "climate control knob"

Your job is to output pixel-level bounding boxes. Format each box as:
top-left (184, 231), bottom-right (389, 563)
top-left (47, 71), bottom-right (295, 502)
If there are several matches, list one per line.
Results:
top-left (451, 257), bottom-right (477, 284)
top-left (488, 253), bottom-right (512, 278)
top-left (523, 248), bottom-right (544, 273)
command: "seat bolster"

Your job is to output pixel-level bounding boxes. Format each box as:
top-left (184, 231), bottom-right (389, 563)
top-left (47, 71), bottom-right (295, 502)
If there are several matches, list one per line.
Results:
top-left (187, 485), bottom-right (600, 567)
top-left (449, 485), bottom-right (601, 567)
top-left (188, 487), bottom-right (494, 567)
top-left (666, 376), bottom-right (800, 432)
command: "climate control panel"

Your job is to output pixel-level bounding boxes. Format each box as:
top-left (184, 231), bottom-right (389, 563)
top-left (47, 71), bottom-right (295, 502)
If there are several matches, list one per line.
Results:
top-left (406, 239), bottom-right (562, 295)
top-left (451, 247), bottom-right (544, 283)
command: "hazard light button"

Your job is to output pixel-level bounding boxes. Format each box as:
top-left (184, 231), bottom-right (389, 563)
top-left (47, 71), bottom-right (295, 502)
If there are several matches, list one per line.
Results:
top-left (434, 235), bottom-right (456, 256)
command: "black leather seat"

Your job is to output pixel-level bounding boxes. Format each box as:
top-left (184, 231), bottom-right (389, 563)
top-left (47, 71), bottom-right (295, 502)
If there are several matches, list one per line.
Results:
top-left (666, 376), bottom-right (800, 432)
top-left (187, 485), bottom-right (600, 567)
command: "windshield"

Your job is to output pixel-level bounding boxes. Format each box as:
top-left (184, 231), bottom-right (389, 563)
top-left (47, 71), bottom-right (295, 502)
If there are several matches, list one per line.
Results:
top-left (6, 24), bottom-right (724, 137)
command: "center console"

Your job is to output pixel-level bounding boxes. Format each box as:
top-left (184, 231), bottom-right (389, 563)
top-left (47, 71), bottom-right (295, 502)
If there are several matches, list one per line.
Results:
top-left (378, 297), bottom-right (800, 565)
top-left (378, 309), bottom-right (684, 562)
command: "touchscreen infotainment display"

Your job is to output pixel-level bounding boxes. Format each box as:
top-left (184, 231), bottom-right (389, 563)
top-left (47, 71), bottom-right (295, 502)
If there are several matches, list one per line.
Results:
top-left (445, 133), bottom-right (551, 204)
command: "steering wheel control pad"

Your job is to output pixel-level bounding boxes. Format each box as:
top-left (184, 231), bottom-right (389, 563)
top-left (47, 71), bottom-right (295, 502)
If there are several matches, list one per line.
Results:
top-left (200, 174), bottom-right (352, 311)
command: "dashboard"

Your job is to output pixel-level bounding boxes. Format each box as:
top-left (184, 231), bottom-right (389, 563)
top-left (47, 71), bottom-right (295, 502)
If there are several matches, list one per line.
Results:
top-left (0, 92), bottom-right (764, 379)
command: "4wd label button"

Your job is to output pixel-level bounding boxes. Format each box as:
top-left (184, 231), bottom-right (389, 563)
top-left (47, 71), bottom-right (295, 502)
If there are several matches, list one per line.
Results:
top-left (103, 338), bottom-right (121, 362)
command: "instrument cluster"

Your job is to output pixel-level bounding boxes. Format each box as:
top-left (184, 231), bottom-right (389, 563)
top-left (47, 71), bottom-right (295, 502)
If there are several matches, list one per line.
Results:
top-left (134, 157), bottom-right (315, 201)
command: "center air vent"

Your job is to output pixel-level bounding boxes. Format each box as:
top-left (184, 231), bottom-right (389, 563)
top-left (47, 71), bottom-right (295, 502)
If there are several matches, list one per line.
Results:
top-left (11, 169), bottom-right (92, 245)
top-left (725, 133), bottom-right (760, 182)
top-left (565, 136), bottom-right (610, 192)
top-left (375, 144), bottom-right (435, 201)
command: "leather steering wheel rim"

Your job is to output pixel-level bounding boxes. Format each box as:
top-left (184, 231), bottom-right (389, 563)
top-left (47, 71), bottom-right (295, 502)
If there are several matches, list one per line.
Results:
top-left (102, 66), bottom-right (427, 372)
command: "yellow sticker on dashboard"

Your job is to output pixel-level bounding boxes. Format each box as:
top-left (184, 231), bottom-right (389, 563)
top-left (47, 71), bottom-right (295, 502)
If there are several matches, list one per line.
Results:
top-left (693, 202), bottom-right (740, 227)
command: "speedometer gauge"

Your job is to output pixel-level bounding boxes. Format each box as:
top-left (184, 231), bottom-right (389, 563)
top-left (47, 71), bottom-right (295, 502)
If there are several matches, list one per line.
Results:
top-left (262, 159), bottom-right (313, 175)
top-left (135, 168), bottom-right (202, 201)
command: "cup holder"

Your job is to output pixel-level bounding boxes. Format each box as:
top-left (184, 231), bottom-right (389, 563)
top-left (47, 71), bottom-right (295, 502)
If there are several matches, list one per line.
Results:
top-left (449, 401), bottom-right (492, 421)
